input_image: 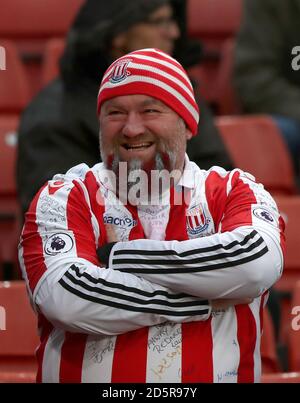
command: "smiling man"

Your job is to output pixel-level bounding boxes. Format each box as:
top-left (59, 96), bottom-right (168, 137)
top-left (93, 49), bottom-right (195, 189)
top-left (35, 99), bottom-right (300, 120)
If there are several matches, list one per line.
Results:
top-left (17, 0), bottom-right (233, 217)
top-left (19, 49), bottom-right (284, 383)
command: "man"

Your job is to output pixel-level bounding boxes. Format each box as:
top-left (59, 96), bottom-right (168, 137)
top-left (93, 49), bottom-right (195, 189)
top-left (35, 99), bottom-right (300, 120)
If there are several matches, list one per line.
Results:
top-left (17, 0), bottom-right (232, 216)
top-left (19, 49), bottom-right (284, 383)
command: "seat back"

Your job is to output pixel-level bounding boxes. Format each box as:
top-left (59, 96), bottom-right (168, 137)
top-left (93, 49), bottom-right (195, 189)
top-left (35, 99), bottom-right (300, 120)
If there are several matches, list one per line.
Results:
top-left (0, 281), bottom-right (39, 357)
top-left (269, 196), bottom-right (300, 346)
top-left (216, 115), bottom-right (298, 195)
top-left (41, 38), bottom-right (65, 87)
top-left (275, 196), bottom-right (300, 278)
top-left (0, 0), bottom-right (83, 98)
top-left (214, 39), bottom-right (241, 115)
top-left (0, 40), bottom-right (30, 113)
top-left (261, 372), bottom-right (300, 383)
top-left (274, 196), bottom-right (300, 292)
top-left (187, 0), bottom-right (242, 49)
top-left (261, 308), bottom-right (281, 373)
top-left (0, 115), bottom-right (21, 279)
top-left (289, 280), bottom-right (300, 371)
top-left (0, 0), bottom-right (83, 39)
top-left (0, 115), bottom-right (19, 196)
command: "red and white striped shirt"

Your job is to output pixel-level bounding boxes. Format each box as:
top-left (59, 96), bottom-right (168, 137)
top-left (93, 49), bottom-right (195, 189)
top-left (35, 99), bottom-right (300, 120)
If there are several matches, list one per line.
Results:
top-left (19, 157), bottom-right (284, 383)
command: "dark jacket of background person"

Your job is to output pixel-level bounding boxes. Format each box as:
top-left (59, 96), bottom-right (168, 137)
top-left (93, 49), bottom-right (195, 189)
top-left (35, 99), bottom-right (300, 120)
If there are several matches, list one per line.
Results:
top-left (234, 0), bottom-right (300, 118)
top-left (17, 0), bottom-right (232, 216)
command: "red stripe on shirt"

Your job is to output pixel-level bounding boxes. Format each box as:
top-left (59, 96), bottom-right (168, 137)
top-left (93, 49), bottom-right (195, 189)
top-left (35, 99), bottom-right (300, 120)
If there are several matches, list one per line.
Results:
top-left (278, 216), bottom-right (286, 258)
top-left (259, 291), bottom-right (269, 334)
top-left (110, 203), bottom-right (147, 382)
top-left (167, 187), bottom-right (214, 382)
top-left (181, 319), bottom-right (214, 382)
top-left (236, 304), bottom-right (257, 383)
top-left (21, 184), bottom-right (48, 293)
top-left (165, 187), bottom-right (189, 241)
top-left (36, 314), bottom-right (53, 383)
top-left (59, 333), bottom-right (88, 383)
top-left (111, 328), bottom-right (149, 382)
top-left (66, 183), bottom-right (99, 265)
top-left (221, 172), bottom-right (257, 232)
top-left (83, 171), bottom-right (107, 248)
top-left (205, 171), bottom-right (229, 230)
top-left (125, 203), bottom-right (146, 240)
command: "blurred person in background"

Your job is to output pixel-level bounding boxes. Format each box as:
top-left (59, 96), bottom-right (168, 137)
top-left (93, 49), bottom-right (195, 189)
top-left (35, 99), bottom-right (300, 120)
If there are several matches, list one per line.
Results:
top-left (17, 0), bottom-right (232, 216)
top-left (234, 0), bottom-right (300, 188)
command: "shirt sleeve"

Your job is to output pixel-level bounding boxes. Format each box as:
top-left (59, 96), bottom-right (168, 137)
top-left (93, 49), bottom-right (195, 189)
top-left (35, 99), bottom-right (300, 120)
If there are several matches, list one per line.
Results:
top-left (19, 172), bottom-right (211, 337)
top-left (109, 170), bottom-right (285, 300)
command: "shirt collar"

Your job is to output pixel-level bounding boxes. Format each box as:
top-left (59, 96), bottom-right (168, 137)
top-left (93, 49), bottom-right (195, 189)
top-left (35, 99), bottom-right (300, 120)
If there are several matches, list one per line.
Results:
top-left (176, 154), bottom-right (202, 190)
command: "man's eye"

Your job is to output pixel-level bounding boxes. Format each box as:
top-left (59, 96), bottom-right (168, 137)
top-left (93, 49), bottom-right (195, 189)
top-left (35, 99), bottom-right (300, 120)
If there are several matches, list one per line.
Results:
top-left (144, 109), bottom-right (160, 113)
top-left (108, 110), bottom-right (122, 116)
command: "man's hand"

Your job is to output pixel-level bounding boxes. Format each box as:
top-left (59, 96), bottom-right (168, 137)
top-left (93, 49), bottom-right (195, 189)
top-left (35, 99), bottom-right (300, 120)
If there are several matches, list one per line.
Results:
top-left (105, 224), bottom-right (119, 243)
top-left (97, 225), bottom-right (119, 265)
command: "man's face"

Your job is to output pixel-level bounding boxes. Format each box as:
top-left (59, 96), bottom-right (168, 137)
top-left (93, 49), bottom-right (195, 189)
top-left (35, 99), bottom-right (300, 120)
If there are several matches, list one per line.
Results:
top-left (99, 94), bottom-right (192, 176)
top-left (113, 4), bottom-right (180, 56)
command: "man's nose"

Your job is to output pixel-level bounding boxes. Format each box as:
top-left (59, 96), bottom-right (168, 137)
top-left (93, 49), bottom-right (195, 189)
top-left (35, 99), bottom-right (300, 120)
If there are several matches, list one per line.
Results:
top-left (122, 113), bottom-right (145, 138)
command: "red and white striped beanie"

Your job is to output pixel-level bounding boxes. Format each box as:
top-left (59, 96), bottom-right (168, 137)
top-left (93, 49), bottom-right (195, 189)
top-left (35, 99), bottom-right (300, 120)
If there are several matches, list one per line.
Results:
top-left (97, 48), bottom-right (199, 135)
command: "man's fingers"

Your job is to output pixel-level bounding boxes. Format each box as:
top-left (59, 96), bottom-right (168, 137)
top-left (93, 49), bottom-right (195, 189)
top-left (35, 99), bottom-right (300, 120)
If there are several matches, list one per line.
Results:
top-left (105, 224), bottom-right (119, 242)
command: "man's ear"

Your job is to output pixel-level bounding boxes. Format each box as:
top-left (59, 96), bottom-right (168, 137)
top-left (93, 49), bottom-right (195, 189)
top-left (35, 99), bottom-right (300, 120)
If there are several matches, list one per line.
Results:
top-left (185, 128), bottom-right (193, 140)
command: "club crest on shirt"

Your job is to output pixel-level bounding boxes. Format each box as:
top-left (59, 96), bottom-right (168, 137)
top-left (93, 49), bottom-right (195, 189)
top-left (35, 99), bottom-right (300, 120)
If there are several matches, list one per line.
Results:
top-left (44, 233), bottom-right (74, 256)
top-left (109, 58), bottom-right (132, 84)
top-left (186, 204), bottom-right (212, 238)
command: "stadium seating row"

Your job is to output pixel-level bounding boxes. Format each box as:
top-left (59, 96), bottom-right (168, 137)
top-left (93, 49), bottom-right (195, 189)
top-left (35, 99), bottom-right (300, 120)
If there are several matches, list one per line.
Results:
top-left (0, 0), bottom-right (241, 42)
top-left (0, 37), bottom-right (239, 116)
top-left (0, 281), bottom-right (38, 383)
top-left (0, 115), bottom-right (19, 280)
top-left (0, 0), bottom-right (242, 107)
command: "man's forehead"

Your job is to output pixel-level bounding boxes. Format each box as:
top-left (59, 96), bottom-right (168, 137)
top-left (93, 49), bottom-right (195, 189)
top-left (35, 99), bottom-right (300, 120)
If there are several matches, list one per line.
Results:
top-left (103, 95), bottom-right (167, 108)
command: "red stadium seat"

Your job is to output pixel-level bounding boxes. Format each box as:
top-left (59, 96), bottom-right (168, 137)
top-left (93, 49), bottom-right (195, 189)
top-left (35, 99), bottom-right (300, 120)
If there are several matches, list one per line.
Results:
top-left (0, 371), bottom-right (36, 383)
top-left (0, 40), bottom-right (30, 113)
top-left (214, 39), bottom-right (241, 115)
top-left (289, 280), bottom-right (300, 371)
top-left (0, 115), bottom-right (21, 279)
top-left (188, 63), bottom-right (220, 105)
top-left (187, 0), bottom-right (242, 50)
top-left (0, 281), bottom-right (39, 382)
top-left (188, 39), bottom-right (241, 114)
top-left (273, 197), bottom-right (300, 293)
top-left (269, 196), bottom-right (300, 348)
top-left (261, 308), bottom-right (281, 374)
top-left (215, 115), bottom-right (298, 196)
top-left (0, 0), bottom-right (83, 98)
top-left (0, 115), bottom-right (18, 196)
top-left (261, 372), bottom-right (300, 383)
top-left (41, 38), bottom-right (65, 87)
top-left (0, 0), bottom-right (83, 39)
top-left (186, 0), bottom-right (242, 109)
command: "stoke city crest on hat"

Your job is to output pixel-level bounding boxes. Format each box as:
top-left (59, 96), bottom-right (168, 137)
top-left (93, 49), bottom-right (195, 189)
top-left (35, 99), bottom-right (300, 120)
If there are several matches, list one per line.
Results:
top-left (109, 58), bottom-right (132, 84)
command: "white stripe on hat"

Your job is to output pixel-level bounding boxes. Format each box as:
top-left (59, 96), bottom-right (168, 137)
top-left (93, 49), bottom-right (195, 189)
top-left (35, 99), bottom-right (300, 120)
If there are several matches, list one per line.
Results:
top-left (99, 74), bottom-right (199, 123)
top-left (120, 62), bottom-right (195, 101)
top-left (102, 53), bottom-right (193, 92)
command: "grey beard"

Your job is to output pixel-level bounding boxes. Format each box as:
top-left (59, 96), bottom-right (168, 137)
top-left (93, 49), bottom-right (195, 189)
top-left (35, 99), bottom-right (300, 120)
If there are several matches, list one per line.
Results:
top-left (108, 151), bottom-right (177, 189)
